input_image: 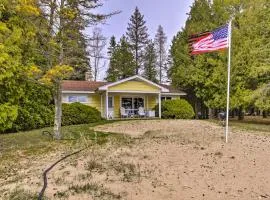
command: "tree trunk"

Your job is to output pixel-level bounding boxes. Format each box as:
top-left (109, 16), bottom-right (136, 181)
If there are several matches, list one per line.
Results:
top-left (135, 42), bottom-right (139, 75)
top-left (262, 110), bottom-right (267, 118)
top-left (238, 106), bottom-right (244, 120)
top-left (159, 52), bottom-right (162, 83)
top-left (208, 108), bottom-right (214, 119)
top-left (53, 83), bottom-right (62, 139)
top-left (59, 0), bottom-right (65, 64)
top-left (231, 109), bottom-right (235, 118)
top-left (194, 98), bottom-right (198, 119)
top-left (52, 0), bottom-right (64, 140)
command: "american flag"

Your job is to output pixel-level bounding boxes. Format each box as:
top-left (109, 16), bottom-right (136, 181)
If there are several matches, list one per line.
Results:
top-left (189, 24), bottom-right (229, 55)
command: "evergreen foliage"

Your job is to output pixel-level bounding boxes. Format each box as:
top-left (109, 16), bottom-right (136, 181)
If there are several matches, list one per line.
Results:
top-left (106, 36), bottom-right (118, 81)
top-left (169, 0), bottom-right (270, 117)
top-left (126, 7), bottom-right (149, 74)
top-left (62, 103), bottom-right (102, 126)
top-left (156, 99), bottom-right (195, 119)
top-left (106, 36), bottom-right (136, 81)
top-left (143, 40), bottom-right (158, 83)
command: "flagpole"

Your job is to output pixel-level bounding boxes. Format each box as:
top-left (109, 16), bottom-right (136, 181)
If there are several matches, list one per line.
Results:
top-left (225, 20), bottom-right (232, 143)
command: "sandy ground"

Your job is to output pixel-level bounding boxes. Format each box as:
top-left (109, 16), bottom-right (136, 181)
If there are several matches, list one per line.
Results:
top-left (1, 120), bottom-right (270, 200)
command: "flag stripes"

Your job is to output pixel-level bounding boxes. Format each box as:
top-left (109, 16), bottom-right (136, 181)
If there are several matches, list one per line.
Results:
top-left (188, 24), bottom-right (229, 55)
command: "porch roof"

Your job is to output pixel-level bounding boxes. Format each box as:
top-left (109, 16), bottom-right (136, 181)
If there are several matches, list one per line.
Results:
top-left (61, 77), bottom-right (186, 95)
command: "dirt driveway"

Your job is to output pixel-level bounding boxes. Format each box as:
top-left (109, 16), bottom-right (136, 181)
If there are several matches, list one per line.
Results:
top-left (93, 120), bottom-right (270, 200)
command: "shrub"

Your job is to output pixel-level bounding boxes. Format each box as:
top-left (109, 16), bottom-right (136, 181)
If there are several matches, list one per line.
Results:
top-left (62, 103), bottom-right (102, 126)
top-left (11, 103), bottom-right (54, 132)
top-left (156, 99), bottom-right (195, 119)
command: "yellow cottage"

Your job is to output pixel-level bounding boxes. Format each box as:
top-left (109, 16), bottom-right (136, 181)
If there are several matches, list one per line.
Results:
top-left (62, 75), bottom-right (186, 119)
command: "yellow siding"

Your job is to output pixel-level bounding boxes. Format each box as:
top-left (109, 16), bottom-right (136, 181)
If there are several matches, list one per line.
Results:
top-left (90, 94), bottom-right (101, 111)
top-left (108, 80), bottom-right (160, 92)
top-left (147, 95), bottom-right (157, 110)
top-left (113, 95), bottom-right (120, 118)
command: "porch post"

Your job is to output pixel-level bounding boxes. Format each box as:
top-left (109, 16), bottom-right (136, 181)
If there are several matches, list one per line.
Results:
top-left (100, 94), bottom-right (103, 117)
top-left (158, 93), bottom-right (161, 118)
top-left (105, 90), bottom-right (108, 119)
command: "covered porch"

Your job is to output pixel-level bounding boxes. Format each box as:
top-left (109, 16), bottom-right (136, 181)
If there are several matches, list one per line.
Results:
top-left (101, 91), bottom-right (162, 119)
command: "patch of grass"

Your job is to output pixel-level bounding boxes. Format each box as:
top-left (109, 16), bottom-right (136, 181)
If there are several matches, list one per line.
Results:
top-left (54, 191), bottom-right (69, 199)
top-left (77, 172), bottom-right (92, 181)
top-left (208, 118), bottom-right (270, 134)
top-left (0, 121), bottom-right (122, 182)
top-left (69, 183), bottom-right (121, 199)
top-left (85, 160), bottom-right (104, 173)
top-left (229, 121), bottom-right (270, 133)
top-left (7, 188), bottom-right (45, 200)
top-left (54, 176), bottom-right (65, 185)
top-left (111, 161), bottom-right (140, 182)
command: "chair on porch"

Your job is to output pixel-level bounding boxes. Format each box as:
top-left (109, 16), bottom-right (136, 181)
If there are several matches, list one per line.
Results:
top-left (138, 107), bottom-right (146, 118)
top-left (108, 108), bottom-right (114, 119)
top-left (120, 107), bottom-right (128, 118)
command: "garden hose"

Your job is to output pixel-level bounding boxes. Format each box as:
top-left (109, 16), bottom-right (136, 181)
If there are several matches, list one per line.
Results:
top-left (37, 147), bottom-right (87, 200)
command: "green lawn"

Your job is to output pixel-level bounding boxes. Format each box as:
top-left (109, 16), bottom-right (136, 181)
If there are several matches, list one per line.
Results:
top-left (208, 116), bottom-right (270, 133)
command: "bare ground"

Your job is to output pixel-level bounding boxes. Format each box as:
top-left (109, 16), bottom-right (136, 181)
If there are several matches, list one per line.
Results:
top-left (1, 120), bottom-right (270, 200)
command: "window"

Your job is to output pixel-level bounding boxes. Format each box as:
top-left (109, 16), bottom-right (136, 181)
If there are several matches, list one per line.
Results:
top-left (121, 97), bottom-right (144, 109)
top-left (121, 98), bottom-right (132, 109)
top-left (108, 96), bottom-right (113, 108)
top-left (161, 96), bottom-right (172, 101)
top-left (68, 96), bottom-right (77, 103)
top-left (78, 96), bottom-right (87, 103)
top-left (68, 95), bottom-right (88, 103)
top-left (133, 97), bottom-right (144, 109)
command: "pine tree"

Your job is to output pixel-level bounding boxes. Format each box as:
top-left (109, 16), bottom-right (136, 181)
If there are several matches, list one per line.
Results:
top-left (143, 40), bottom-right (158, 83)
top-left (108, 35), bottom-right (117, 57)
top-left (106, 36), bottom-right (118, 82)
top-left (126, 7), bottom-right (149, 75)
top-left (107, 36), bottom-right (136, 81)
top-left (60, 0), bottom-right (91, 80)
top-left (154, 25), bottom-right (167, 83)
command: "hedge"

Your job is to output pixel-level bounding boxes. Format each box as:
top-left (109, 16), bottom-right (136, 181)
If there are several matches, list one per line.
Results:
top-left (11, 104), bottom-right (54, 132)
top-left (156, 99), bottom-right (195, 119)
top-left (61, 103), bottom-right (102, 126)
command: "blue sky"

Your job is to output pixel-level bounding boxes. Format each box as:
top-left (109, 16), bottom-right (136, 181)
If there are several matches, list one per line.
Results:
top-left (87, 0), bottom-right (194, 80)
